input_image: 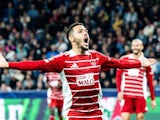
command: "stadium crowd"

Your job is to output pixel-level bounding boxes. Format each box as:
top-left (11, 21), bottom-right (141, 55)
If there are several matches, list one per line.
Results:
top-left (0, 0), bottom-right (160, 91)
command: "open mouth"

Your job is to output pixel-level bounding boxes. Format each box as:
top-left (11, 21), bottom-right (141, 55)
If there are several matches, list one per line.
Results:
top-left (84, 38), bottom-right (88, 43)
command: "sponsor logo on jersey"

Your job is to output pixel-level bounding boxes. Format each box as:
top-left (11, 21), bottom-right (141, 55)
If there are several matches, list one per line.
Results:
top-left (90, 59), bottom-right (96, 66)
top-left (76, 73), bottom-right (94, 86)
top-left (128, 69), bottom-right (139, 77)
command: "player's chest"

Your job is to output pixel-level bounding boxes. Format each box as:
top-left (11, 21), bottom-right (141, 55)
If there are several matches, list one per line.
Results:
top-left (124, 68), bottom-right (146, 77)
top-left (64, 56), bottom-right (100, 74)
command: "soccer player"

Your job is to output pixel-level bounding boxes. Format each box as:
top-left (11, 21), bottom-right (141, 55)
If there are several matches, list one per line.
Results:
top-left (46, 72), bottom-right (63, 120)
top-left (116, 39), bottom-right (156, 120)
top-left (0, 23), bottom-right (156, 120)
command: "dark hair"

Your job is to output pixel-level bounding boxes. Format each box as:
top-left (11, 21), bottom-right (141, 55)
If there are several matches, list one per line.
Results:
top-left (66, 22), bottom-right (84, 40)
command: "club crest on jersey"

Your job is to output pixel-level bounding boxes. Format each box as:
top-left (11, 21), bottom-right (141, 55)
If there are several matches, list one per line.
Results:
top-left (76, 73), bottom-right (94, 86)
top-left (90, 59), bottom-right (96, 66)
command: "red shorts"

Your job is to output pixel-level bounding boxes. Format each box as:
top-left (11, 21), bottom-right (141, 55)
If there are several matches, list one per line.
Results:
top-left (47, 98), bottom-right (63, 112)
top-left (121, 96), bottom-right (148, 113)
top-left (67, 110), bottom-right (103, 120)
top-left (68, 118), bottom-right (102, 120)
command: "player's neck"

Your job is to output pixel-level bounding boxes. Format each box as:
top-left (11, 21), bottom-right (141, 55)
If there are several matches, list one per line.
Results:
top-left (133, 52), bottom-right (143, 59)
top-left (72, 47), bottom-right (86, 55)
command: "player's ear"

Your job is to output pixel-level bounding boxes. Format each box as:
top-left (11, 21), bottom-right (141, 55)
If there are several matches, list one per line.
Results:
top-left (69, 35), bottom-right (75, 42)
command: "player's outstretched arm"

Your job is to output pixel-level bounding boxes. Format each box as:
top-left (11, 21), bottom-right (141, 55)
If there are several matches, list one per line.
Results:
top-left (0, 53), bottom-right (45, 70)
top-left (105, 57), bottom-right (156, 69)
top-left (0, 53), bottom-right (9, 68)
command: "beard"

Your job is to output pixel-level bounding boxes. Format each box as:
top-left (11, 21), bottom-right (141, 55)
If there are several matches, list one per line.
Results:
top-left (81, 45), bottom-right (89, 51)
top-left (75, 38), bottom-right (89, 52)
top-left (132, 49), bottom-right (141, 55)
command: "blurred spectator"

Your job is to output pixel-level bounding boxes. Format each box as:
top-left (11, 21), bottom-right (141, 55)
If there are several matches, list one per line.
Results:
top-left (153, 80), bottom-right (160, 90)
top-left (54, 31), bottom-right (68, 52)
top-left (123, 5), bottom-right (138, 24)
top-left (116, 36), bottom-right (126, 55)
top-left (112, 14), bottom-right (123, 31)
top-left (27, 4), bottom-right (39, 19)
top-left (155, 27), bottom-right (160, 41)
top-left (16, 43), bottom-right (27, 61)
top-left (21, 26), bottom-right (32, 42)
top-left (1, 69), bottom-right (11, 85)
top-left (0, 82), bottom-right (12, 91)
top-left (46, 44), bottom-right (59, 58)
top-left (143, 18), bottom-right (155, 37)
top-left (36, 73), bottom-right (46, 91)
top-left (150, 51), bottom-right (160, 82)
top-left (15, 80), bottom-right (23, 90)
top-left (5, 2), bottom-right (15, 18)
top-left (5, 45), bottom-right (16, 61)
top-left (127, 29), bottom-right (136, 41)
top-left (23, 71), bottom-right (35, 90)
top-left (100, 71), bottom-right (110, 88)
top-left (110, 78), bottom-right (116, 88)
top-left (14, 70), bottom-right (25, 81)
top-left (10, 75), bottom-right (18, 89)
top-left (20, 12), bottom-right (31, 28)
top-left (0, 34), bottom-right (6, 46)
top-left (149, 5), bottom-right (160, 22)
top-left (136, 29), bottom-right (148, 45)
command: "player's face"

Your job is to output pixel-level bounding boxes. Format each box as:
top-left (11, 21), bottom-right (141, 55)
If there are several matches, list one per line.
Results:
top-left (72, 25), bottom-right (90, 51)
top-left (131, 40), bottom-right (143, 55)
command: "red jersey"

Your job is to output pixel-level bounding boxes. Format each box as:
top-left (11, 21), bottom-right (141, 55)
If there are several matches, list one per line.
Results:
top-left (9, 50), bottom-right (141, 119)
top-left (116, 54), bottom-right (155, 100)
top-left (46, 72), bottom-right (63, 100)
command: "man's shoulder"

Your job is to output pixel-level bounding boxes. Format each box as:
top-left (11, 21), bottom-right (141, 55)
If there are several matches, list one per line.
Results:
top-left (88, 49), bottom-right (97, 53)
top-left (88, 49), bottom-right (103, 55)
top-left (45, 52), bottom-right (68, 62)
top-left (120, 54), bottom-right (132, 59)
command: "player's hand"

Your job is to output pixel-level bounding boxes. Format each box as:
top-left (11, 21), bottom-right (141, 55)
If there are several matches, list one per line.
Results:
top-left (0, 53), bottom-right (9, 68)
top-left (140, 58), bottom-right (156, 67)
top-left (151, 100), bottom-right (156, 109)
top-left (117, 92), bottom-right (123, 101)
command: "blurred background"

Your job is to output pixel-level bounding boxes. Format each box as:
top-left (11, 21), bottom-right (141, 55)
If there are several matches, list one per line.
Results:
top-left (0, 0), bottom-right (160, 120)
